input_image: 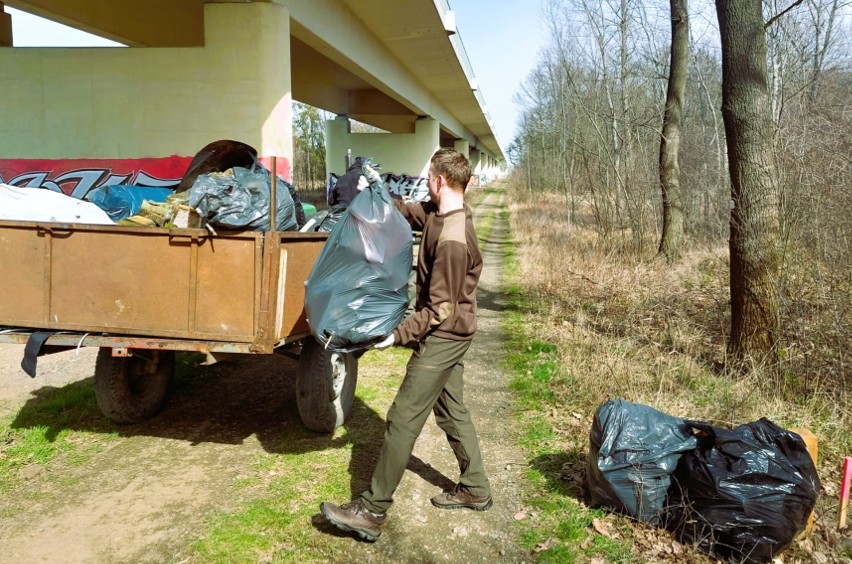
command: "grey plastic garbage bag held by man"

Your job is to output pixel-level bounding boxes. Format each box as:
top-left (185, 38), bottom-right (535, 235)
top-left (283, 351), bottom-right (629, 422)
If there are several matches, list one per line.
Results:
top-left (320, 149), bottom-right (492, 542)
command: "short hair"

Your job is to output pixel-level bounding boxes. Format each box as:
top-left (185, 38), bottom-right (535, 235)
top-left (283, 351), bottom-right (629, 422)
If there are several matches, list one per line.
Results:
top-left (431, 149), bottom-right (471, 192)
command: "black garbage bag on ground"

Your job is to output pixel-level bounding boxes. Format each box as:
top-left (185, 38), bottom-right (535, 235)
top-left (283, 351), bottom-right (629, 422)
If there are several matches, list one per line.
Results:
top-left (586, 399), bottom-right (698, 525)
top-left (304, 168), bottom-right (412, 352)
top-left (667, 418), bottom-right (820, 563)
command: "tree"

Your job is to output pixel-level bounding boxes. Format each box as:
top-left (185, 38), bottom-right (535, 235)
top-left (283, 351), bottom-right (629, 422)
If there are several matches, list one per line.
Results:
top-left (657, 0), bottom-right (690, 262)
top-left (715, 0), bottom-right (782, 365)
top-left (292, 102), bottom-right (327, 191)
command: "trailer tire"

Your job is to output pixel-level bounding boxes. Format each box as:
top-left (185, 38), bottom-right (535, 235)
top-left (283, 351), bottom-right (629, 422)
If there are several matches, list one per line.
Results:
top-left (296, 338), bottom-right (358, 433)
top-left (94, 348), bottom-right (175, 424)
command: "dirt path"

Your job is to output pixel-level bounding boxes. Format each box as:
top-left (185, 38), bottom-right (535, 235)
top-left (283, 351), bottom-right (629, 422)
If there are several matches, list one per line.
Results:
top-left (0, 187), bottom-right (531, 562)
top-left (333, 187), bottom-right (531, 561)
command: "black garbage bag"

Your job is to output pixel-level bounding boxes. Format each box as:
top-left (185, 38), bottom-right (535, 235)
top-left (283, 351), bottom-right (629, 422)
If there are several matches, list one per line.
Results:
top-left (179, 139), bottom-right (306, 228)
top-left (189, 165), bottom-right (297, 232)
top-left (330, 156), bottom-right (365, 207)
top-left (314, 204), bottom-right (348, 233)
top-left (304, 170), bottom-right (412, 352)
top-left (667, 418), bottom-right (820, 563)
top-left (175, 139), bottom-right (258, 194)
top-left (586, 399), bottom-right (698, 525)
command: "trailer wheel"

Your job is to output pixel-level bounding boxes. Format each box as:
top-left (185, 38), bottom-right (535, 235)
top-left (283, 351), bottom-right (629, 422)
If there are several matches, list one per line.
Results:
top-left (94, 348), bottom-right (175, 424)
top-left (296, 338), bottom-right (358, 433)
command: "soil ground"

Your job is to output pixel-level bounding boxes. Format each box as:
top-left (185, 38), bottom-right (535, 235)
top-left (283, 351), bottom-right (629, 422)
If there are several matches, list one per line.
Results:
top-left (0, 189), bottom-right (532, 562)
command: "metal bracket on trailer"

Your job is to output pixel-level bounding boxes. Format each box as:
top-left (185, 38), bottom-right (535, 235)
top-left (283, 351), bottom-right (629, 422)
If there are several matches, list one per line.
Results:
top-left (0, 329), bottom-right (312, 362)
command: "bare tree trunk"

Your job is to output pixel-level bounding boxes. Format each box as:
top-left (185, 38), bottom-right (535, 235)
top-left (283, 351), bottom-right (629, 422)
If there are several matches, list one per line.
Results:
top-left (715, 0), bottom-right (782, 366)
top-left (658, 0), bottom-right (689, 261)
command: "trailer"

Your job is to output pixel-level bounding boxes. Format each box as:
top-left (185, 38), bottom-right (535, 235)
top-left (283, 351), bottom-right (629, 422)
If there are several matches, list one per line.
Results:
top-left (0, 219), bottom-right (357, 433)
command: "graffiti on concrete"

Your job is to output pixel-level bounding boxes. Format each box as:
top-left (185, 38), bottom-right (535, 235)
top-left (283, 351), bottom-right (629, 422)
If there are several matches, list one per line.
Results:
top-left (0, 157), bottom-right (193, 199)
top-left (327, 172), bottom-right (430, 204)
top-left (0, 155), bottom-right (292, 201)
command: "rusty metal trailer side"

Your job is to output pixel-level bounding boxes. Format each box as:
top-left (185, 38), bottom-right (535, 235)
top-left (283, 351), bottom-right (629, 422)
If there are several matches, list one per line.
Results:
top-left (0, 220), bottom-right (327, 355)
top-left (0, 220), bottom-right (356, 433)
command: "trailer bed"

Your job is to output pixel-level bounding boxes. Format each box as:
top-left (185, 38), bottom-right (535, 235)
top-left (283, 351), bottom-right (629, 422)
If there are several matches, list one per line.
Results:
top-left (0, 220), bottom-right (327, 354)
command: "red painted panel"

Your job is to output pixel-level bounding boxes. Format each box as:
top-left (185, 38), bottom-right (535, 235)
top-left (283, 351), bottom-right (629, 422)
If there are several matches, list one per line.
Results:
top-left (0, 155), bottom-right (291, 199)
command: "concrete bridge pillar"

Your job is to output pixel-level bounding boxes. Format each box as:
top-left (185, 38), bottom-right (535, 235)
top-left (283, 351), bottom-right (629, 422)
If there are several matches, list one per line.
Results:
top-left (0, 2), bottom-right (294, 186)
top-left (453, 138), bottom-right (470, 157)
top-left (325, 116), bottom-right (439, 178)
top-left (325, 115), bottom-right (352, 172)
top-left (0, 3), bottom-right (11, 47)
top-left (470, 149), bottom-right (482, 175)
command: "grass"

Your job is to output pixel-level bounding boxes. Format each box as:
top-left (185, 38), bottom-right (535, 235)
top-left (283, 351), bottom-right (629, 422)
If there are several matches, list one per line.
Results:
top-left (502, 186), bottom-right (850, 562)
top-left (0, 378), bottom-right (118, 495)
top-left (190, 346), bottom-right (409, 562)
top-left (3, 180), bottom-right (844, 561)
top-left (499, 211), bottom-right (637, 562)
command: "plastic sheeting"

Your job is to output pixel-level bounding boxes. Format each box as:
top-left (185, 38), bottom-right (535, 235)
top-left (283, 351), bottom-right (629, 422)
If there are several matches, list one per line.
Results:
top-left (304, 174), bottom-right (412, 352)
top-left (667, 419), bottom-right (821, 563)
top-left (314, 204), bottom-right (348, 233)
top-left (175, 139), bottom-right (258, 194)
top-left (585, 399), bottom-right (698, 524)
top-left (0, 183), bottom-right (114, 225)
top-left (189, 165), bottom-right (297, 232)
top-left (84, 185), bottom-right (174, 221)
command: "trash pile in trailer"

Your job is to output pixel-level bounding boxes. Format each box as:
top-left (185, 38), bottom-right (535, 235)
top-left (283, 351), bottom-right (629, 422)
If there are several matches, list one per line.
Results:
top-left (1, 140), bottom-right (306, 232)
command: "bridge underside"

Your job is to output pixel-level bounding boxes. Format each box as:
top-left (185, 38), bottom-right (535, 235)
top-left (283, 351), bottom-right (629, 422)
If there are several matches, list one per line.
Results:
top-left (2, 0), bottom-right (502, 159)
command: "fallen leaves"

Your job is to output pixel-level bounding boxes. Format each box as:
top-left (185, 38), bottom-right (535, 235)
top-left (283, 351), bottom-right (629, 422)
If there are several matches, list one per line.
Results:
top-left (591, 517), bottom-right (620, 539)
top-left (533, 537), bottom-right (559, 553)
top-left (560, 459), bottom-right (585, 484)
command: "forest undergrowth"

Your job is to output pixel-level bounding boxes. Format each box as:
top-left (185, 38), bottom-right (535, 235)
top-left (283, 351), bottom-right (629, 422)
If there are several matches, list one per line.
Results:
top-left (505, 187), bottom-right (851, 562)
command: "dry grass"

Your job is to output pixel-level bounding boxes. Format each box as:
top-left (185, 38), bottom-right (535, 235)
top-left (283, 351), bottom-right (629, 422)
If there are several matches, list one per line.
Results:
top-left (507, 188), bottom-right (851, 559)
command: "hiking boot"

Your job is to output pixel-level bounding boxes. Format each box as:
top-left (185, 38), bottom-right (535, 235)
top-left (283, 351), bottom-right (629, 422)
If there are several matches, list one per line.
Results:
top-left (430, 483), bottom-right (493, 511)
top-left (320, 499), bottom-right (386, 542)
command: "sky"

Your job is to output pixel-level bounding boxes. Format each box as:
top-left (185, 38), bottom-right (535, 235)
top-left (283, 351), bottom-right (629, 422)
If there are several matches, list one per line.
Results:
top-left (6, 1), bottom-right (547, 154)
top-left (449, 0), bottom-right (548, 151)
top-left (5, 7), bottom-right (123, 47)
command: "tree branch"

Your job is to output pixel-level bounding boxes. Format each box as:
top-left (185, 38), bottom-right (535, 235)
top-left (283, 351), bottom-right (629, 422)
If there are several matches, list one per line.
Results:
top-left (764, 0), bottom-right (806, 29)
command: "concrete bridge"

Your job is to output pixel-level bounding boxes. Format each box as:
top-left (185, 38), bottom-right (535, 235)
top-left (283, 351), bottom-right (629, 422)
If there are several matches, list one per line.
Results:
top-left (0, 0), bottom-right (504, 195)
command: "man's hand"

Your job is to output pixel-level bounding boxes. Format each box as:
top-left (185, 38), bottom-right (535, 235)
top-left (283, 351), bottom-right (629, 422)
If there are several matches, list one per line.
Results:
top-left (357, 174), bottom-right (370, 191)
top-left (373, 334), bottom-right (395, 350)
top-left (362, 164), bottom-right (382, 186)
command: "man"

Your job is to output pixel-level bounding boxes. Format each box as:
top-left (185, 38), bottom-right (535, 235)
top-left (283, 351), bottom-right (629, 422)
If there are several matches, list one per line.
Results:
top-left (320, 149), bottom-right (491, 542)
top-left (329, 156), bottom-right (365, 207)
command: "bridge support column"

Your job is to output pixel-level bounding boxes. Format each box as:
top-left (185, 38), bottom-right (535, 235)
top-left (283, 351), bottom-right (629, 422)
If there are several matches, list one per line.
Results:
top-left (0, 2), bottom-right (293, 182)
top-left (0, 3), bottom-right (11, 47)
top-left (325, 116), bottom-right (439, 178)
top-left (453, 139), bottom-right (470, 157)
top-left (470, 149), bottom-right (482, 176)
top-left (325, 114), bottom-right (352, 173)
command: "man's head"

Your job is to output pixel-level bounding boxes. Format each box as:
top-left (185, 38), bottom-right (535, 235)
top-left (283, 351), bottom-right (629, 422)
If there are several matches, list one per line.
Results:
top-left (429, 149), bottom-right (471, 194)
